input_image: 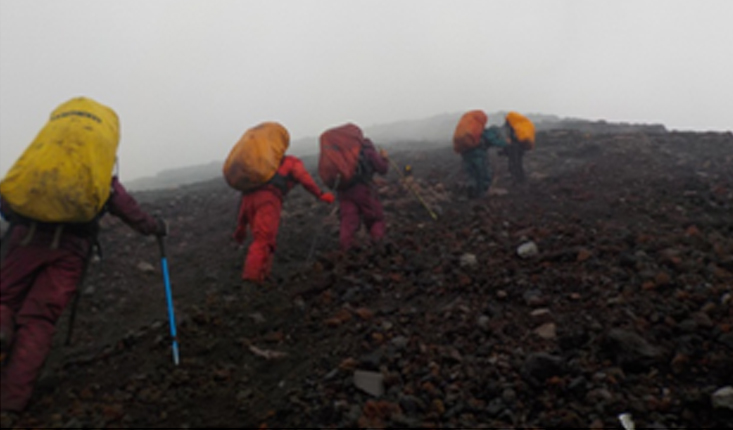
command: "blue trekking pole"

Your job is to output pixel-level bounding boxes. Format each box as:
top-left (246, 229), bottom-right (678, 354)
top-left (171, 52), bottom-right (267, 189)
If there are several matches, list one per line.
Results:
top-left (157, 235), bottom-right (180, 366)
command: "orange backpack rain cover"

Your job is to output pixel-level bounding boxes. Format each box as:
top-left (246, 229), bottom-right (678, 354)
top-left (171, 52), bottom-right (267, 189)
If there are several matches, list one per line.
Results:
top-left (318, 123), bottom-right (365, 190)
top-left (222, 122), bottom-right (289, 192)
top-left (506, 111), bottom-right (536, 150)
top-left (453, 110), bottom-right (488, 154)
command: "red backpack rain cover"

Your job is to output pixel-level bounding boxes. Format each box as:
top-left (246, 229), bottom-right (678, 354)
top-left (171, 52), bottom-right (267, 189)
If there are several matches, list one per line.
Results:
top-left (318, 123), bottom-right (365, 190)
top-left (453, 110), bottom-right (488, 154)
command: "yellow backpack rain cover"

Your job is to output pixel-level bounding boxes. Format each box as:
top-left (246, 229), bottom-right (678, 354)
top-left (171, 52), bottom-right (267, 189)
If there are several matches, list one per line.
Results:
top-left (223, 122), bottom-right (290, 192)
top-left (506, 111), bottom-right (536, 150)
top-left (0, 97), bottom-right (120, 223)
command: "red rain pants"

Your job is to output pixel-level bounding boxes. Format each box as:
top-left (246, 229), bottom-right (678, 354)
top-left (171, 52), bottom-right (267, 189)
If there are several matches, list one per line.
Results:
top-left (237, 190), bottom-right (283, 282)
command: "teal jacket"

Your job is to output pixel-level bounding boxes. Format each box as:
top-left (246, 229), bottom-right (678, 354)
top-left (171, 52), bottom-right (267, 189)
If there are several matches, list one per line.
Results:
top-left (481, 126), bottom-right (509, 149)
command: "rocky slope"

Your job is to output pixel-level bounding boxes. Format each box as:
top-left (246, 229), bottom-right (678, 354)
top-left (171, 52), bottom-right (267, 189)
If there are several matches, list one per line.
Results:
top-left (3, 128), bottom-right (732, 429)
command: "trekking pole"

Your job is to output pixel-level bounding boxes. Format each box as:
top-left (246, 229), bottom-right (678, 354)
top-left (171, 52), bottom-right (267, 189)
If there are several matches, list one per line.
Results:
top-left (157, 236), bottom-right (180, 366)
top-left (65, 293), bottom-right (81, 346)
top-left (65, 241), bottom-right (98, 346)
top-left (381, 151), bottom-right (438, 221)
top-left (306, 175), bottom-right (340, 263)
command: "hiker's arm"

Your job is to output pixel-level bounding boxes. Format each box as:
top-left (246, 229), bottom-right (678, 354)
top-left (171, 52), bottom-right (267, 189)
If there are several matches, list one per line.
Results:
top-left (289, 159), bottom-right (326, 198)
top-left (364, 140), bottom-right (389, 175)
top-left (107, 177), bottom-right (163, 236)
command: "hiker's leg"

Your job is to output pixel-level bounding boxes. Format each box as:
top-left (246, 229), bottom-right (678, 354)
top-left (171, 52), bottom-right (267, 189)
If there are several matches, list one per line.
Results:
top-left (362, 191), bottom-right (386, 244)
top-left (0, 230), bottom-right (46, 355)
top-left (260, 202), bottom-right (282, 281)
top-left (478, 150), bottom-right (491, 195)
top-left (463, 152), bottom-right (486, 198)
top-left (516, 148), bottom-right (526, 183)
top-left (243, 197), bottom-right (281, 282)
top-left (1, 250), bottom-right (83, 412)
top-left (339, 197), bottom-right (361, 251)
top-left (508, 145), bottom-right (525, 184)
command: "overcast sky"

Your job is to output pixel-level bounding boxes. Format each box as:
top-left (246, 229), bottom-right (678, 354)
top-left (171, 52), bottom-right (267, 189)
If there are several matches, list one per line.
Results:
top-left (1, 0), bottom-right (732, 180)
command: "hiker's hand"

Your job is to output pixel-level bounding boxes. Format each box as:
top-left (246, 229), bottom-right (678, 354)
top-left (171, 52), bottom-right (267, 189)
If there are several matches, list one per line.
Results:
top-left (319, 192), bottom-right (335, 204)
top-left (379, 148), bottom-right (388, 159)
top-left (155, 216), bottom-right (169, 237)
top-left (233, 227), bottom-right (247, 244)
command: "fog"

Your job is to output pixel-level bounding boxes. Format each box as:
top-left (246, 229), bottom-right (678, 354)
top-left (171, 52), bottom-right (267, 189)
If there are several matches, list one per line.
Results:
top-left (1, 0), bottom-right (732, 181)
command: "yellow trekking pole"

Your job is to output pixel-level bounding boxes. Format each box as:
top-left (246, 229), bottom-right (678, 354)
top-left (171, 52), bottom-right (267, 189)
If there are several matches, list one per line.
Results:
top-left (380, 148), bottom-right (438, 221)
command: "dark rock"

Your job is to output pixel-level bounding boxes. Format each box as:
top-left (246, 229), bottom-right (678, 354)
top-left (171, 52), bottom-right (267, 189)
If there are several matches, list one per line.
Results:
top-left (523, 289), bottom-right (545, 307)
top-left (486, 398), bottom-right (505, 416)
top-left (568, 376), bottom-right (588, 393)
top-left (558, 327), bottom-right (590, 351)
top-left (718, 332), bottom-right (733, 350)
top-left (399, 395), bottom-right (427, 414)
top-left (341, 287), bottom-right (362, 303)
top-left (359, 350), bottom-right (383, 370)
top-left (522, 353), bottom-right (566, 386)
top-left (604, 328), bottom-right (664, 371)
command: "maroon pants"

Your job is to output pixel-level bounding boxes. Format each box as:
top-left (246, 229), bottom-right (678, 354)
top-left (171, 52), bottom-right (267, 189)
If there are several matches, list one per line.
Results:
top-left (0, 226), bottom-right (89, 412)
top-left (338, 183), bottom-right (385, 251)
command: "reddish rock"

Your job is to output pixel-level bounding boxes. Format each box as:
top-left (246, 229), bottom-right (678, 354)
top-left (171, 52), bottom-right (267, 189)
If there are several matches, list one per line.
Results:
top-left (576, 248), bottom-right (593, 262)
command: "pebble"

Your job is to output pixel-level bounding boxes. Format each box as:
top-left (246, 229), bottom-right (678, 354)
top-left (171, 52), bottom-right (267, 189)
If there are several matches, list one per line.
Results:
top-left (391, 336), bottom-right (409, 349)
top-left (534, 322), bottom-right (557, 340)
top-left (477, 315), bottom-right (490, 331)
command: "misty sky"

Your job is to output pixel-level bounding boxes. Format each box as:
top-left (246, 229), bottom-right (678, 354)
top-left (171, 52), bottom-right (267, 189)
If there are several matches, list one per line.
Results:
top-left (1, 0), bottom-right (732, 180)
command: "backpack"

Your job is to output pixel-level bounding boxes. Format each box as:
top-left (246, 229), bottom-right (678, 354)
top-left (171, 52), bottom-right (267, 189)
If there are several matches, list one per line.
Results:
top-left (0, 97), bottom-right (120, 223)
top-left (453, 110), bottom-right (489, 154)
top-left (505, 111), bottom-right (536, 150)
top-left (318, 123), bottom-right (368, 190)
top-left (223, 122), bottom-right (290, 192)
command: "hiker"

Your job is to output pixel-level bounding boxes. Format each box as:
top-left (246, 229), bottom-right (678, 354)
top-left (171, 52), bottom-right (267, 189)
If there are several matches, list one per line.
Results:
top-left (225, 122), bottom-right (335, 284)
top-left (317, 124), bottom-right (389, 251)
top-left (499, 111), bottom-right (536, 184)
top-left (453, 110), bottom-right (509, 198)
top-left (0, 97), bottom-right (168, 417)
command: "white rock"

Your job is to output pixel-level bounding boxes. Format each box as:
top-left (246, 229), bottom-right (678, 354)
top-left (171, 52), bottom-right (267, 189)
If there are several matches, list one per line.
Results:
top-left (534, 322), bottom-right (557, 340)
top-left (712, 386), bottom-right (733, 410)
top-left (517, 241), bottom-right (538, 259)
top-left (459, 253), bottom-right (478, 268)
top-left (530, 308), bottom-right (553, 323)
top-left (354, 370), bottom-right (384, 397)
top-left (137, 261), bottom-right (156, 274)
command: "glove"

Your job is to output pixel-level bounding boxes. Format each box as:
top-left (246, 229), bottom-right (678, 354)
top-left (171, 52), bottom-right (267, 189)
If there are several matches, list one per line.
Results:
top-left (233, 226), bottom-right (247, 244)
top-left (319, 192), bottom-right (335, 204)
top-left (155, 216), bottom-right (169, 237)
top-left (379, 148), bottom-right (388, 159)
